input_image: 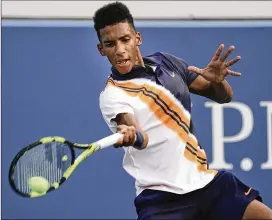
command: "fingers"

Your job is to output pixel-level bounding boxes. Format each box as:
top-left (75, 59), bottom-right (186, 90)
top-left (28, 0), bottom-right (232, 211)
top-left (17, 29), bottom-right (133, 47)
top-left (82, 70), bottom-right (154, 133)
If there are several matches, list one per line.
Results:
top-left (114, 137), bottom-right (123, 147)
top-left (114, 125), bottom-right (136, 148)
top-left (212, 44), bottom-right (224, 61)
top-left (187, 66), bottom-right (204, 75)
top-left (220, 45), bottom-right (235, 62)
top-left (227, 70), bottom-right (241, 76)
top-left (225, 54), bottom-right (242, 76)
top-left (212, 44), bottom-right (241, 64)
top-left (225, 56), bottom-right (241, 67)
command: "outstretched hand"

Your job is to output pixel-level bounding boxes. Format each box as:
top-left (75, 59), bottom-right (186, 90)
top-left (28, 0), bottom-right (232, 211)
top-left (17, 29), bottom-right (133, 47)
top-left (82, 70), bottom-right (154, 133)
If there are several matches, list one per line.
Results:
top-left (188, 44), bottom-right (241, 83)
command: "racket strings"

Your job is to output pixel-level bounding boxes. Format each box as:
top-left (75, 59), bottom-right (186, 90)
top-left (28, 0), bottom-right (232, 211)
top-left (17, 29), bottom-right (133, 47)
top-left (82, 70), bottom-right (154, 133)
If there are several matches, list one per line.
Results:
top-left (13, 142), bottom-right (72, 194)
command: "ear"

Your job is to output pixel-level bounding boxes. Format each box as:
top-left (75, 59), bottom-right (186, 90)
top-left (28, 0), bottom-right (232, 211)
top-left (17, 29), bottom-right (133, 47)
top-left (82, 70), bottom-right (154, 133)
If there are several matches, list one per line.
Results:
top-left (97, 43), bottom-right (106, 56)
top-left (136, 32), bottom-right (142, 46)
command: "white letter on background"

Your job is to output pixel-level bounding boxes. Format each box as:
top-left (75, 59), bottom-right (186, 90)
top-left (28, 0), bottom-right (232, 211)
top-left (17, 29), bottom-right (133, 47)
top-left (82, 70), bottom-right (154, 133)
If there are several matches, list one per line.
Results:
top-left (260, 101), bottom-right (272, 169)
top-left (205, 102), bottom-right (254, 169)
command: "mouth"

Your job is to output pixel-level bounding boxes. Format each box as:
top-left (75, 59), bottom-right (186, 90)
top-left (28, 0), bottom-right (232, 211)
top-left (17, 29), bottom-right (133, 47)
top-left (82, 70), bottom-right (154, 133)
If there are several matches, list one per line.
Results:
top-left (116, 59), bottom-right (130, 66)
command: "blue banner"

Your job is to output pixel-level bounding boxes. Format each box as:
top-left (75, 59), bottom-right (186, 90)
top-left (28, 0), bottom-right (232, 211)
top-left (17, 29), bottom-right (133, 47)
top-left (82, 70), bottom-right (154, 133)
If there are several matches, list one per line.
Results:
top-left (2, 20), bottom-right (272, 219)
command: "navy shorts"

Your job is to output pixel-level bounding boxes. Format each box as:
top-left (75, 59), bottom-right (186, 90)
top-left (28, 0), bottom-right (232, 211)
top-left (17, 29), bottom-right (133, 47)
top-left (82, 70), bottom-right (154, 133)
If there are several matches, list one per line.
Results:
top-left (134, 170), bottom-right (262, 220)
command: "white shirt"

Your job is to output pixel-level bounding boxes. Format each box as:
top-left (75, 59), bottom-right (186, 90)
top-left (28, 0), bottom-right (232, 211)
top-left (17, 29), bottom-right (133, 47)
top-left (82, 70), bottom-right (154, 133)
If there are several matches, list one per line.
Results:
top-left (100, 75), bottom-right (217, 196)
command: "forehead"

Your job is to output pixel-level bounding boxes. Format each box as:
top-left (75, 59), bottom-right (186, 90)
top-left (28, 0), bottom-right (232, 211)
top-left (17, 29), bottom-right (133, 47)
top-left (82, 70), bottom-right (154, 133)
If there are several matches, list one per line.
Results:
top-left (99, 22), bottom-right (135, 41)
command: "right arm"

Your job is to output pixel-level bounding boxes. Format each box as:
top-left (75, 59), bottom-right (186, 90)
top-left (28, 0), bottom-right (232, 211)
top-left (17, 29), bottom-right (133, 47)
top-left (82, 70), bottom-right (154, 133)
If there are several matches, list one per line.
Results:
top-left (113, 113), bottom-right (149, 149)
top-left (99, 87), bottom-right (149, 150)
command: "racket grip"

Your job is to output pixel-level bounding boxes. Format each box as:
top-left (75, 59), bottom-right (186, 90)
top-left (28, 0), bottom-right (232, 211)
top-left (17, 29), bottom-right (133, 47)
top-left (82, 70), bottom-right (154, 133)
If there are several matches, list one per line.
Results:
top-left (96, 133), bottom-right (123, 149)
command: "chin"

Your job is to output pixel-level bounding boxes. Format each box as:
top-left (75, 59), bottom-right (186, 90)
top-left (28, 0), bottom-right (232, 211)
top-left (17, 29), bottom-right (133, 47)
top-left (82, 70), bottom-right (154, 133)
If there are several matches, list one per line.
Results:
top-left (116, 65), bottom-right (133, 74)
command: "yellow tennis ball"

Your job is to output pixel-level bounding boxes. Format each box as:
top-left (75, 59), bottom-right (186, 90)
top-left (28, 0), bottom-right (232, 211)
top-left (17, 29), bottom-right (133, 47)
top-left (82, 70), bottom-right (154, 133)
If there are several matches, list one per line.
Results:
top-left (28, 176), bottom-right (50, 194)
top-left (62, 155), bottom-right (68, 162)
top-left (30, 191), bottom-right (46, 198)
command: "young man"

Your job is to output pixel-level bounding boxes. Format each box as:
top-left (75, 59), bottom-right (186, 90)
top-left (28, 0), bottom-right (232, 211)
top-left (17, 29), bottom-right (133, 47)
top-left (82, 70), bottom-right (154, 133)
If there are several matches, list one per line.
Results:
top-left (94, 2), bottom-right (272, 219)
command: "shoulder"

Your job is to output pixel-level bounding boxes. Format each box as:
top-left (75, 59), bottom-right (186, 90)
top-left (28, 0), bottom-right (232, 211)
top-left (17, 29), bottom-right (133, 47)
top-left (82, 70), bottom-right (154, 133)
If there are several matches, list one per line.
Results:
top-left (100, 78), bottom-right (118, 100)
top-left (145, 52), bottom-right (189, 69)
top-left (99, 77), bottom-right (130, 107)
top-left (160, 52), bottom-right (189, 68)
top-left (149, 52), bottom-right (197, 85)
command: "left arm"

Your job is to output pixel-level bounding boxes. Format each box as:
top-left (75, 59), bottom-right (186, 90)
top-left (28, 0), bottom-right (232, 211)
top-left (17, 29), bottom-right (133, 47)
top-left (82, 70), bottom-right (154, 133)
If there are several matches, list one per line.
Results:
top-left (187, 44), bottom-right (241, 104)
top-left (189, 76), bottom-right (233, 103)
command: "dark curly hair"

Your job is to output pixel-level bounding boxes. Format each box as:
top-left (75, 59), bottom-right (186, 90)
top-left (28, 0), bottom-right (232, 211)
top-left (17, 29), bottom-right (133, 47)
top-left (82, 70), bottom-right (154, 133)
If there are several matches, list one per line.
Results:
top-left (93, 1), bottom-right (136, 39)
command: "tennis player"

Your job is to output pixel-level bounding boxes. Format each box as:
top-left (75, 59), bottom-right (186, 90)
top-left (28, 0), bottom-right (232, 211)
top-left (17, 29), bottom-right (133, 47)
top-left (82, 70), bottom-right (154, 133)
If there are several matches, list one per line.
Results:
top-left (95, 2), bottom-right (272, 219)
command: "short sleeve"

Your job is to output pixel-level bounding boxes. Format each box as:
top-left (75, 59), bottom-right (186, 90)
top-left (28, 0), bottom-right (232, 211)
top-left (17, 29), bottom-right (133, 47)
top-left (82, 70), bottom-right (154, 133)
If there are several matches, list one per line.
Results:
top-left (162, 52), bottom-right (198, 86)
top-left (99, 87), bottom-right (134, 133)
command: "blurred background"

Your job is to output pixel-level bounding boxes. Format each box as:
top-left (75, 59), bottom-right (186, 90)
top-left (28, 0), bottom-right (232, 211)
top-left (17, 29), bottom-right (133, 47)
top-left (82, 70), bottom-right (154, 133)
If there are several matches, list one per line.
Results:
top-left (2, 1), bottom-right (272, 219)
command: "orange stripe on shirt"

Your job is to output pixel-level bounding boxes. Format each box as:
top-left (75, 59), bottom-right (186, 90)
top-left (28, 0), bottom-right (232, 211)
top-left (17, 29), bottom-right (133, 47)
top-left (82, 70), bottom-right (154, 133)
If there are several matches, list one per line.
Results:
top-left (107, 78), bottom-right (190, 129)
top-left (106, 78), bottom-right (216, 174)
top-left (106, 78), bottom-right (191, 142)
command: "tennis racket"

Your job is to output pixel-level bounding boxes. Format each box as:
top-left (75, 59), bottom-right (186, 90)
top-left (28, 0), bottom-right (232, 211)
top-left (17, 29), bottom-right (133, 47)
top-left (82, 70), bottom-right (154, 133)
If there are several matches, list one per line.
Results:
top-left (9, 133), bottom-right (123, 198)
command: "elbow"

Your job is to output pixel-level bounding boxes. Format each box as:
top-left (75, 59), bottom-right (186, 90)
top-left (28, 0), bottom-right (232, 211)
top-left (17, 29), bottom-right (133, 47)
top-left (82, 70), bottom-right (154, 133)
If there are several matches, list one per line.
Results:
top-left (218, 95), bottom-right (232, 104)
top-left (218, 88), bottom-right (233, 104)
top-left (224, 95), bottom-right (233, 103)
top-left (225, 88), bottom-right (234, 103)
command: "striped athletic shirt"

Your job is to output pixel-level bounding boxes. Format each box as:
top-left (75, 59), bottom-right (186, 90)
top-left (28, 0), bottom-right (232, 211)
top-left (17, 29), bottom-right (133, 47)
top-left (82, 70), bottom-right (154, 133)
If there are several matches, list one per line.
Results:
top-left (99, 52), bottom-right (217, 196)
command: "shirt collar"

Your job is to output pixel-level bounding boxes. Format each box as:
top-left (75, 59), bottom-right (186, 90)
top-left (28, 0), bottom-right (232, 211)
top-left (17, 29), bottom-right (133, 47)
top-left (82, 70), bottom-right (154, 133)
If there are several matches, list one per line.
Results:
top-left (111, 64), bottom-right (155, 80)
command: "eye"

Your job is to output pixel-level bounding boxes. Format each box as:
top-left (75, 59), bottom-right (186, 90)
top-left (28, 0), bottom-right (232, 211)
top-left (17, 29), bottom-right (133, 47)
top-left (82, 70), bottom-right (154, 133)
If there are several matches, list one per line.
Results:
top-left (105, 43), bottom-right (114, 48)
top-left (122, 38), bottom-right (130, 43)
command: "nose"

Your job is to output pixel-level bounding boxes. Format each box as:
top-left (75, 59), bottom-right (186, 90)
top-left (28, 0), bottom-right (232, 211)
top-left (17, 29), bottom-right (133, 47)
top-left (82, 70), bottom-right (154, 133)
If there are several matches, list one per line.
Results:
top-left (115, 42), bottom-right (126, 56)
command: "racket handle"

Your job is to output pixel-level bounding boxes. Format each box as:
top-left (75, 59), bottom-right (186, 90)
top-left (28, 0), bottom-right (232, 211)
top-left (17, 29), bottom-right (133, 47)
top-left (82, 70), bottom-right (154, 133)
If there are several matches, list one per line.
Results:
top-left (96, 133), bottom-right (124, 149)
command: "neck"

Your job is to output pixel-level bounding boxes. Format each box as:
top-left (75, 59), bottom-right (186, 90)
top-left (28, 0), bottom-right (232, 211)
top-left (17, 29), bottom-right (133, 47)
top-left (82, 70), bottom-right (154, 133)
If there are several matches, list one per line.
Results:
top-left (135, 46), bottom-right (145, 67)
top-left (135, 57), bottom-right (145, 67)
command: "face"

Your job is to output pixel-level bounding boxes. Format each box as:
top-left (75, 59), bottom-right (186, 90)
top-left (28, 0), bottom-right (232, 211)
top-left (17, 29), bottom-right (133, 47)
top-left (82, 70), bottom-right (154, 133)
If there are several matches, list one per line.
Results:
top-left (97, 21), bottom-right (142, 74)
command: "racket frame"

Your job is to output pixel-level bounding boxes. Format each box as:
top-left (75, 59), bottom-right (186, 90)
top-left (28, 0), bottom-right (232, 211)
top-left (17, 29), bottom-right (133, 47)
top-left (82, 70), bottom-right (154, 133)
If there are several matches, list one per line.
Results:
top-left (9, 133), bottom-right (122, 198)
top-left (8, 137), bottom-right (75, 197)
